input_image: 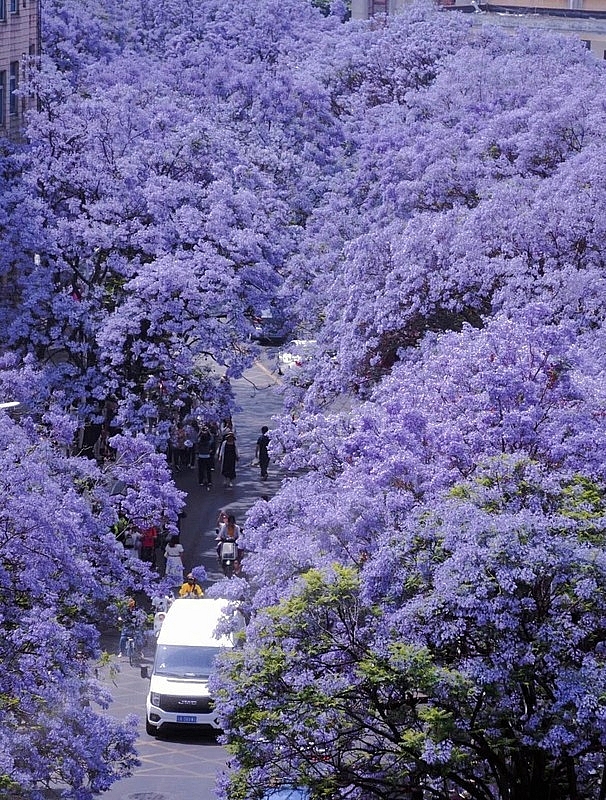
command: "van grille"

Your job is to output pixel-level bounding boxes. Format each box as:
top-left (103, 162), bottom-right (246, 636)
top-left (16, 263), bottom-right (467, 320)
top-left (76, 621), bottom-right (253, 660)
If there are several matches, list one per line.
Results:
top-left (160, 695), bottom-right (214, 713)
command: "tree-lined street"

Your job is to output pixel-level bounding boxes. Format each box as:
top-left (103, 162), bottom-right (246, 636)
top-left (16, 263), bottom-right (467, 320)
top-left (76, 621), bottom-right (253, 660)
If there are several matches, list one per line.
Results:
top-left (2, 1), bottom-right (606, 798)
top-left (178, 357), bottom-right (286, 582)
top-left (96, 358), bottom-right (285, 800)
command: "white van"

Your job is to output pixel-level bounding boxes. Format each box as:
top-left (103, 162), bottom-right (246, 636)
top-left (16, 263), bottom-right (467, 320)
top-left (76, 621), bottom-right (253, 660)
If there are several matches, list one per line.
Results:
top-left (142, 597), bottom-right (235, 735)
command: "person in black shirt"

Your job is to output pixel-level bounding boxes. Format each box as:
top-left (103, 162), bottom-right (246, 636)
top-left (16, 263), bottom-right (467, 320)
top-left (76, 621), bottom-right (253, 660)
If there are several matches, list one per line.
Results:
top-left (255, 425), bottom-right (270, 481)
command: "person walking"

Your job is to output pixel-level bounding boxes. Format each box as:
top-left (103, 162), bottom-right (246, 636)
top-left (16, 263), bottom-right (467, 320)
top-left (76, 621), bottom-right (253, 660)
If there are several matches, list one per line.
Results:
top-left (219, 417), bottom-right (236, 441)
top-left (197, 425), bottom-right (214, 490)
top-left (219, 431), bottom-right (239, 488)
top-left (163, 534), bottom-right (184, 586)
top-left (255, 425), bottom-right (270, 481)
top-left (184, 418), bottom-right (199, 469)
top-left (208, 421), bottom-right (219, 470)
top-left (170, 420), bottom-right (188, 472)
top-left (138, 524), bottom-right (158, 567)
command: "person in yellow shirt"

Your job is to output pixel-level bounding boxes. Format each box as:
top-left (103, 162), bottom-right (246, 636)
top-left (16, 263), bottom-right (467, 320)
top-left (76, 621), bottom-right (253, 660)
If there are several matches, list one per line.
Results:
top-left (178, 573), bottom-right (203, 598)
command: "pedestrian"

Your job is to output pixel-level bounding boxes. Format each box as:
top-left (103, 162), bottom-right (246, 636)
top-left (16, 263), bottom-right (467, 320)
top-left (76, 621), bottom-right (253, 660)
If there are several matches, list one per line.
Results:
top-left (179, 573), bottom-right (203, 598)
top-left (163, 534), bottom-right (184, 586)
top-left (184, 418), bottom-right (199, 469)
top-left (219, 417), bottom-right (236, 441)
top-left (208, 421), bottom-right (219, 470)
top-left (93, 428), bottom-right (113, 465)
top-left (170, 419), bottom-right (188, 472)
top-left (219, 431), bottom-right (239, 488)
top-left (138, 524), bottom-right (158, 567)
top-left (255, 425), bottom-right (270, 480)
top-left (197, 425), bottom-right (214, 490)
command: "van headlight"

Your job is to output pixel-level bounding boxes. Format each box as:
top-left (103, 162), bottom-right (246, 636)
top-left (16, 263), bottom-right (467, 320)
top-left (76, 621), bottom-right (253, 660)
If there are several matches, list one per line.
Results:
top-left (150, 692), bottom-right (161, 707)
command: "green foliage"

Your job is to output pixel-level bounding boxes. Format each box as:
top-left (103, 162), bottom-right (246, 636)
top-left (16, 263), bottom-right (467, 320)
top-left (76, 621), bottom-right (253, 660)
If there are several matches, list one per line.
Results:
top-left (220, 565), bottom-right (476, 799)
top-left (559, 476), bottom-right (606, 544)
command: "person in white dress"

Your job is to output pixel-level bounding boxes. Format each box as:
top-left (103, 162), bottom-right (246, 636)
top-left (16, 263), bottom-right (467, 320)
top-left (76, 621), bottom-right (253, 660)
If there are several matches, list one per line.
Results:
top-left (164, 535), bottom-right (184, 585)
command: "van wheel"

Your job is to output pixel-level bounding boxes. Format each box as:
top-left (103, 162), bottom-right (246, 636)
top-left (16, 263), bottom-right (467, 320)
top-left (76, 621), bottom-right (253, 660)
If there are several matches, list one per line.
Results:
top-left (145, 719), bottom-right (157, 737)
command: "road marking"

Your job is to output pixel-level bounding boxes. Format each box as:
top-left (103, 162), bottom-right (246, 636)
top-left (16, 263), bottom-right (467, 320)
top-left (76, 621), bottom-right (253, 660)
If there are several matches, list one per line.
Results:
top-left (254, 360), bottom-right (281, 385)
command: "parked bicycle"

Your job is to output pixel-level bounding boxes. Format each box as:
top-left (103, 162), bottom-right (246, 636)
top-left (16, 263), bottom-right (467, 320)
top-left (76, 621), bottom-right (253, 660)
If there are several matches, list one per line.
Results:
top-left (124, 633), bottom-right (137, 667)
top-left (118, 598), bottom-right (148, 665)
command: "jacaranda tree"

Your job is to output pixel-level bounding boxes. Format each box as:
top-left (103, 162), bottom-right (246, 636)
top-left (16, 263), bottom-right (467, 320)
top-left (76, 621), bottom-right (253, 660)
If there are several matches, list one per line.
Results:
top-left (219, 461), bottom-right (606, 800)
top-left (2, 1), bottom-right (606, 798)
top-left (0, 356), bottom-right (184, 797)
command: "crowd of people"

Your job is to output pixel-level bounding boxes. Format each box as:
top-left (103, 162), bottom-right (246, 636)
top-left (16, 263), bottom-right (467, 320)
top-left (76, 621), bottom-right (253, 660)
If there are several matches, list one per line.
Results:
top-left (166, 417), bottom-right (271, 490)
top-left (112, 421), bottom-right (272, 653)
top-left (166, 416), bottom-right (245, 489)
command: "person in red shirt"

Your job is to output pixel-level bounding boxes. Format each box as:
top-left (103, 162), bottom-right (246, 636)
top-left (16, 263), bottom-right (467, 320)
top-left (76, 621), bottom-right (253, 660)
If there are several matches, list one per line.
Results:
top-left (139, 525), bottom-right (158, 567)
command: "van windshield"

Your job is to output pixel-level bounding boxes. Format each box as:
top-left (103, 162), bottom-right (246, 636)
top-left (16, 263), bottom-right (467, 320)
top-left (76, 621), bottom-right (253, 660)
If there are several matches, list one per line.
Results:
top-left (154, 645), bottom-right (224, 678)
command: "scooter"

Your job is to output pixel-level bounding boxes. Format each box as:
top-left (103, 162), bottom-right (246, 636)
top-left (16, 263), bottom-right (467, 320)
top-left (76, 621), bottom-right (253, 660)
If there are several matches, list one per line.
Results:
top-left (217, 538), bottom-right (239, 578)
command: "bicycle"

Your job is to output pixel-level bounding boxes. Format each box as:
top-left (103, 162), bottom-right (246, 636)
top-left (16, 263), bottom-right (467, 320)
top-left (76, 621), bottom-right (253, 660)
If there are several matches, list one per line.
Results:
top-left (122, 629), bottom-right (146, 666)
top-left (125, 634), bottom-right (137, 667)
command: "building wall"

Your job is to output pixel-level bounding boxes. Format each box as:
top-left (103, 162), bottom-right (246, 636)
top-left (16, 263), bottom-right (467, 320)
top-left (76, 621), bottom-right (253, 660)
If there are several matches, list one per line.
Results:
top-left (351, 0), bottom-right (606, 55)
top-left (352, 0), bottom-right (405, 18)
top-left (353, 0), bottom-right (606, 14)
top-left (0, 0), bottom-right (40, 141)
top-left (472, 8), bottom-right (606, 57)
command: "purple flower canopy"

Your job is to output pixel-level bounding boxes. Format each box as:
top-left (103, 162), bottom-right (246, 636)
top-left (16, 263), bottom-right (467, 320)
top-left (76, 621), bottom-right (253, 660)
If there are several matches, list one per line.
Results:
top-left (1, 0), bottom-right (606, 798)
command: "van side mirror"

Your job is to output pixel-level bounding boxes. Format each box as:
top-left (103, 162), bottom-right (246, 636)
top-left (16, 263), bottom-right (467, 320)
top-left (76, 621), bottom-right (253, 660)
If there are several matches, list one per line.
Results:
top-left (140, 665), bottom-right (151, 679)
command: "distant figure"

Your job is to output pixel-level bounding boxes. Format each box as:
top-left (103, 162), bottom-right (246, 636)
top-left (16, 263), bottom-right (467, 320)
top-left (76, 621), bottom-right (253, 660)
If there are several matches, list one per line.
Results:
top-left (197, 426), bottom-right (214, 490)
top-left (170, 420), bottom-right (188, 471)
top-left (164, 535), bottom-right (184, 586)
top-left (219, 431), bottom-right (239, 488)
top-left (255, 425), bottom-right (270, 480)
top-left (219, 417), bottom-right (236, 441)
top-left (216, 514), bottom-right (241, 547)
top-left (184, 418), bottom-right (199, 468)
top-left (179, 573), bottom-right (203, 598)
top-left (138, 525), bottom-right (158, 567)
top-left (118, 598), bottom-right (146, 657)
top-left (216, 514), bottom-right (242, 575)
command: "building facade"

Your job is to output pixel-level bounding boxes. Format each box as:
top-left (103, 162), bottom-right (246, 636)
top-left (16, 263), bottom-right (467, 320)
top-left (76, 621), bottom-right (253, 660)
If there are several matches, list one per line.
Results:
top-left (351, 0), bottom-right (606, 57)
top-left (0, 0), bottom-right (40, 141)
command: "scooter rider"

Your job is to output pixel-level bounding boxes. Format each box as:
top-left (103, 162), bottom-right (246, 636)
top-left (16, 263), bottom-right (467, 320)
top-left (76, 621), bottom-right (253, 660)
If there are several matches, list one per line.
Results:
top-left (178, 573), bottom-right (204, 598)
top-left (216, 514), bottom-right (241, 546)
top-left (215, 514), bottom-right (242, 575)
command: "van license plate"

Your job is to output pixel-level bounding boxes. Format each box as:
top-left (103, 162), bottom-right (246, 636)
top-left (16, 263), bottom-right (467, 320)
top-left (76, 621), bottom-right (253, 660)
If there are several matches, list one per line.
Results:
top-left (176, 714), bottom-right (197, 723)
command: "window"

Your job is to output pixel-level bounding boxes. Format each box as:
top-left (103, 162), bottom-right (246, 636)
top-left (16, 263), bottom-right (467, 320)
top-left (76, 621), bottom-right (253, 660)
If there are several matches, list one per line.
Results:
top-left (370, 0), bottom-right (388, 12)
top-left (9, 0), bottom-right (18, 12)
top-left (580, 39), bottom-right (591, 50)
top-left (0, 71), bottom-right (5, 126)
top-left (0, 0), bottom-right (5, 21)
top-left (9, 61), bottom-right (18, 115)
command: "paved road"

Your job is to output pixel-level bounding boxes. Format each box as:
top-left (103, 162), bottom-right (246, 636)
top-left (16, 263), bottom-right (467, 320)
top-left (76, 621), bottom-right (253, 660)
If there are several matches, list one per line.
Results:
top-left (97, 357), bottom-right (286, 800)
top-left (178, 355), bottom-right (286, 581)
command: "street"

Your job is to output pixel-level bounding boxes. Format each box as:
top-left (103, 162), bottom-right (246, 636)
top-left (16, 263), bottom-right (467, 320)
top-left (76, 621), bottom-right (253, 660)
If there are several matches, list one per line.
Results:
top-left (98, 356), bottom-right (286, 800)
